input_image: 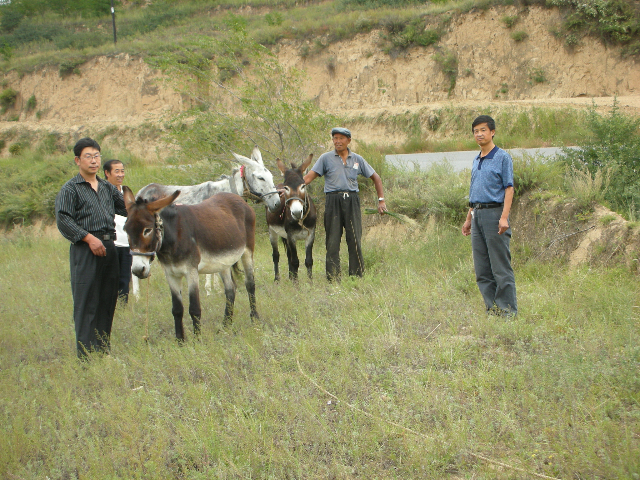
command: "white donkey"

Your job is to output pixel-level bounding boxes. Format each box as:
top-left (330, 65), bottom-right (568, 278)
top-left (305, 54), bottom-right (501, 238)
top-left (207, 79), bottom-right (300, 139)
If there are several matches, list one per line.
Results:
top-left (131, 146), bottom-right (280, 299)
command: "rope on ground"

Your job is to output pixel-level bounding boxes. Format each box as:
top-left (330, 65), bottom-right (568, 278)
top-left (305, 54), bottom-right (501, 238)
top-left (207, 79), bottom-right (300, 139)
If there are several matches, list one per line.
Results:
top-left (296, 355), bottom-right (561, 480)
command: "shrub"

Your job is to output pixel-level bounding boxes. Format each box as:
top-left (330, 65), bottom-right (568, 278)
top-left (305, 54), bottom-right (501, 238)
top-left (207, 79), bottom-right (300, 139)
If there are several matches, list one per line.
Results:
top-left (0, 88), bottom-right (18, 110)
top-left (558, 101), bottom-right (640, 217)
top-left (511, 30), bottom-right (528, 42)
top-left (433, 49), bottom-right (458, 95)
top-left (0, 9), bottom-right (24, 33)
top-left (529, 67), bottom-right (546, 83)
top-left (25, 94), bottom-right (36, 111)
top-left (9, 143), bottom-right (23, 155)
top-left (501, 15), bottom-right (519, 28)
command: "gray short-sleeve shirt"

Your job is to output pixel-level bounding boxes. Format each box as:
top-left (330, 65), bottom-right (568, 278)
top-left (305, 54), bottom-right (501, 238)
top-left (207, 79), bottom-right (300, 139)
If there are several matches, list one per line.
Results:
top-left (311, 150), bottom-right (376, 193)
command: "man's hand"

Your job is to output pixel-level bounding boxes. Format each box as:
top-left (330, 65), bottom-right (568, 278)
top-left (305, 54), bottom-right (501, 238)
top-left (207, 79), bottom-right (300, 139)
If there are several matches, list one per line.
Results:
top-left (84, 234), bottom-right (106, 256)
top-left (462, 220), bottom-right (471, 236)
top-left (498, 217), bottom-right (509, 235)
top-left (378, 200), bottom-right (387, 215)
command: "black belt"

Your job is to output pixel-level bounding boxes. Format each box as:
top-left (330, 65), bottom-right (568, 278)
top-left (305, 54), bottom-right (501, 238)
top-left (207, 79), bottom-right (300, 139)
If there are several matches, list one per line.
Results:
top-left (92, 233), bottom-right (116, 241)
top-left (326, 191), bottom-right (358, 196)
top-left (469, 202), bottom-right (503, 209)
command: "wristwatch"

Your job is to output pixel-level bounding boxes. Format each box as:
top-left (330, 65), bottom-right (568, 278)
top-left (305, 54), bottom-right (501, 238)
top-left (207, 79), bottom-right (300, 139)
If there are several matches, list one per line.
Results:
top-left (378, 197), bottom-right (384, 202)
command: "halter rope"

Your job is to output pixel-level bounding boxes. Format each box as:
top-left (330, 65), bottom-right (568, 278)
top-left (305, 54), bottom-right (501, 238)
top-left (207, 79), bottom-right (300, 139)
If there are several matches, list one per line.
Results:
top-left (239, 165), bottom-right (280, 203)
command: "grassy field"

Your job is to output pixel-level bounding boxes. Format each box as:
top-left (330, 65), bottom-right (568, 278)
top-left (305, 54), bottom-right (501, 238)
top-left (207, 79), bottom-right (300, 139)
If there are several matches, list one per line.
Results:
top-left (1, 199), bottom-right (638, 478)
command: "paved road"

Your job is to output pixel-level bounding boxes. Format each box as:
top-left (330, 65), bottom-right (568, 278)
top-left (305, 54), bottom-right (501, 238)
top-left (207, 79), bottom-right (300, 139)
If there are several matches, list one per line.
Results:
top-left (386, 147), bottom-right (572, 172)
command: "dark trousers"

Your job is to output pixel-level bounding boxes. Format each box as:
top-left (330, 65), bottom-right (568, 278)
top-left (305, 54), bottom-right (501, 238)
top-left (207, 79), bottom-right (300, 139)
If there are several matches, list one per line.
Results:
top-left (116, 246), bottom-right (133, 303)
top-left (471, 207), bottom-right (517, 315)
top-left (69, 241), bottom-right (119, 358)
top-left (324, 192), bottom-right (363, 280)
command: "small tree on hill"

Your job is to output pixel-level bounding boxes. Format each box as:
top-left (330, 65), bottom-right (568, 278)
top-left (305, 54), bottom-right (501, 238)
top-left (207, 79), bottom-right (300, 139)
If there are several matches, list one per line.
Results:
top-left (151, 19), bottom-right (336, 167)
top-left (560, 100), bottom-right (640, 219)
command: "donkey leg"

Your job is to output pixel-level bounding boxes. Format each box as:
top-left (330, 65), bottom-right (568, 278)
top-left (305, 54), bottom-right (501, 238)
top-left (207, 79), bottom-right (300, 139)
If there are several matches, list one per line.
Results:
top-left (131, 274), bottom-right (140, 301)
top-left (219, 269), bottom-right (236, 327)
top-left (165, 272), bottom-right (185, 341)
top-left (269, 229), bottom-right (281, 282)
top-left (241, 250), bottom-right (259, 322)
top-left (186, 269), bottom-right (202, 335)
top-left (286, 236), bottom-right (300, 281)
top-left (305, 227), bottom-right (316, 280)
top-left (204, 274), bottom-right (212, 297)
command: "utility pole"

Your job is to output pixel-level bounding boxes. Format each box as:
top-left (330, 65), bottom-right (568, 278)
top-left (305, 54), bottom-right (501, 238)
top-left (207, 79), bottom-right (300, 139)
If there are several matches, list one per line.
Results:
top-left (111, 0), bottom-right (117, 45)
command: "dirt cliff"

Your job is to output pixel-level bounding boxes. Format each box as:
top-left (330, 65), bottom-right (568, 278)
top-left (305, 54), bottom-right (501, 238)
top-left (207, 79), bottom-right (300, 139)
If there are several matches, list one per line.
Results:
top-left (1, 6), bottom-right (639, 159)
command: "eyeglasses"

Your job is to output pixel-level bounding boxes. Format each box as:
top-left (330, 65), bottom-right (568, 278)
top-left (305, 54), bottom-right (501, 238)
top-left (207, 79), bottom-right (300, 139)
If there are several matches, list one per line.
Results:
top-left (81, 153), bottom-right (102, 160)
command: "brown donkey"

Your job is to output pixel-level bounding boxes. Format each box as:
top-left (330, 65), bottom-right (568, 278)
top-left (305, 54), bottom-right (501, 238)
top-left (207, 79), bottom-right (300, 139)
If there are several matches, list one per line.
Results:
top-left (122, 187), bottom-right (258, 338)
top-left (266, 155), bottom-right (317, 281)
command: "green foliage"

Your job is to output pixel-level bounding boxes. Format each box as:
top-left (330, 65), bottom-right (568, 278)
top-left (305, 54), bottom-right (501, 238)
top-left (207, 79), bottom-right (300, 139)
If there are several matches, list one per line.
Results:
top-left (501, 14), bottom-right (519, 28)
top-left (0, 152), bottom-right (78, 224)
top-left (339, 0), bottom-right (423, 8)
top-left (510, 30), bottom-right (528, 42)
top-left (59, 58), bottom-right (84, 77)
top-left (550, 0), bottom-right (640, 49)
top-left (0, 87), bottom-right (17, 110)
top-left (558, 101), bottom-right (640, 218)
top-left (432, 49), bottom-right (458, 95)
top-left (512, 152), bottom-right (564, 196)
top-left (152, 25), bottom-right (336, 164)
top-left (529, 67), bottom-right (546, 83)
top-left (0, 9), bottom-right (24, 33)
top-left (25, 94), bottom-right (36, 111)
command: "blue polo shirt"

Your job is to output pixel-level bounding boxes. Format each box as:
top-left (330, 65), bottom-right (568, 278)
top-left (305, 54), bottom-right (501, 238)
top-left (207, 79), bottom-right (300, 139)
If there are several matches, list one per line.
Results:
top-left (468, 146), bottom-right (514, 204)
top-left (311, 149), bottom-right (376, 193)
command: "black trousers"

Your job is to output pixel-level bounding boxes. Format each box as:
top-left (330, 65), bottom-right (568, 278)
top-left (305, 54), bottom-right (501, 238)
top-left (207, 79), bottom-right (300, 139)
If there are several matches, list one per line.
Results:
top-left (324, 192), bottom-right (364, 280)
top-left (116, 246), bottom-right (133, 303)
top-left (69, 240), bottom-right (119, 358)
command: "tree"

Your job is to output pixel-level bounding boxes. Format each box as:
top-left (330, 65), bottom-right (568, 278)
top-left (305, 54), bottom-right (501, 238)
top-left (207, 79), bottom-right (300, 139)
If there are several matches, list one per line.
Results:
top-left (151, 20), bottom-right (336, 167)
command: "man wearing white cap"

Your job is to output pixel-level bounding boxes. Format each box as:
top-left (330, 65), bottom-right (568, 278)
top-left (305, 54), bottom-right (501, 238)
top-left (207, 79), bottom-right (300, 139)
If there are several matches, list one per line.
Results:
top-left (304, 127), bottom-right (387, 281)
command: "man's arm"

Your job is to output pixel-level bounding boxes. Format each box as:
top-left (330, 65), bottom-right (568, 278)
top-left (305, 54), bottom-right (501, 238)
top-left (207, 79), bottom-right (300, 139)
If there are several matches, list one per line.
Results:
top-left (55, 187), bottom-right (106, 256)
top-left (370, 172), bottom-right (387, 214)
top-left (462, 208), bottom-right (473, 236)
top-left (498, 186), bottom-right (514, 235)
top-left (303, 171), bottom-right (320, 185)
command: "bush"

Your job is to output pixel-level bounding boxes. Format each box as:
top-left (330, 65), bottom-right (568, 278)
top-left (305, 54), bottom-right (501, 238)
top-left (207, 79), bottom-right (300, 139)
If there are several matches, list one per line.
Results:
top-left (8, 143), bottom-right (23, 155)
top-left (0, 88), bottom-right (18, 110)
top-left (558, 101), bottom-right (640, 218)
top-left (433, 49), bottom-right (458, 95)
top-left (25, 94), bottom-right (36, 111)
top-left (511, 30), bottom-right (528, 42)
top-left (0, 9), bottom-right (24, 33)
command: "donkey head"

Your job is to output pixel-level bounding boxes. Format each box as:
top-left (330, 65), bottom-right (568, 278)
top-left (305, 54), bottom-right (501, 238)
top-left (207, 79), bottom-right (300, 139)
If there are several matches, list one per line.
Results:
top-left (123, 186), bottom-right (180, 278)
top-left (232, 146), bottom-right (281, 213)
top-left (276, 154), bottom-right (313, 222)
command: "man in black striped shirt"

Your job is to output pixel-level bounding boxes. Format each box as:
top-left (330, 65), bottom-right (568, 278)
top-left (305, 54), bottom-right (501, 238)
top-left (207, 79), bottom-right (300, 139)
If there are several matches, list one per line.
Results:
top-left (55, 138), bottom-right (127, 358)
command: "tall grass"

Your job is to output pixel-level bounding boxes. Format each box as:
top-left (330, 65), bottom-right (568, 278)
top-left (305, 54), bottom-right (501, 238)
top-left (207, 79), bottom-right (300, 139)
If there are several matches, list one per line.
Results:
top-left (1, 214), bottom-right (638, 478)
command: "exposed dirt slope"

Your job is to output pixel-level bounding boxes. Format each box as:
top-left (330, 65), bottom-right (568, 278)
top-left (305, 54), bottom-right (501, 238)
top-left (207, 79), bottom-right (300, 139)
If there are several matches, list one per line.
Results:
top-left (1, 6), bottom-right (639, 158)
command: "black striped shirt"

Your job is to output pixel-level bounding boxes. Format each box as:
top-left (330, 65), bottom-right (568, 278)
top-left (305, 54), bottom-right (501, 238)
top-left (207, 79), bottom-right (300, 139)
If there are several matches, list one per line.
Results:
top-left (55, 174), bottom-right (127, 244)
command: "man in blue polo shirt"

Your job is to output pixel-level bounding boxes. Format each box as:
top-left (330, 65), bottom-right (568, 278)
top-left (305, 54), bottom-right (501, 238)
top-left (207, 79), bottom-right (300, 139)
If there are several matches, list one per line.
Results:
top-left (462, 115), bottom-right (517, 316)
top-left (304, 127), bottom-right (387, 281)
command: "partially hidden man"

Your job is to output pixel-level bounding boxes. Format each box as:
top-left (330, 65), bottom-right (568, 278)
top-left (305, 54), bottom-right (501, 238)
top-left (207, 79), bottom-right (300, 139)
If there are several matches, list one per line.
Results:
top-left (462, 116), bottom-right (517, 316)
top-left (55, 138), bottom-right (127, 358)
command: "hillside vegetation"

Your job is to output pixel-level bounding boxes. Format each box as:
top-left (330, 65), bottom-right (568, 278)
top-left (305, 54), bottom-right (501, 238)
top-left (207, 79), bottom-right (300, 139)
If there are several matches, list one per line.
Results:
top-left (0, 0), bottom-right (639, 74)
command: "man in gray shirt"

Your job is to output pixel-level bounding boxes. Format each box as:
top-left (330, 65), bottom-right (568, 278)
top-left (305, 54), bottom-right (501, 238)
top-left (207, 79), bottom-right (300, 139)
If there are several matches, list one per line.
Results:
top-left (303, 127), bottom-right (387, 281)
top-left (55, 138), bottom-right (127, 358)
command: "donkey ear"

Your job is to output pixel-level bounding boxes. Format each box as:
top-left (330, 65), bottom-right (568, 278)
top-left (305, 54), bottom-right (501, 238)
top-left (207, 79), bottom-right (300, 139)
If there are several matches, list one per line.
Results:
top-left (300, 153), bottom-right (314, 173)
top-left (122, 185), bottom-right (136, 212)
top-left (276, 158), bottom-right (286, 176)
top-left (146, 190), bottom-right (181, 214)
top-left (232, 152), bottom-right (257, 168)
top-left (251, 146), bottom-right (264, 165)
